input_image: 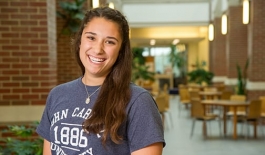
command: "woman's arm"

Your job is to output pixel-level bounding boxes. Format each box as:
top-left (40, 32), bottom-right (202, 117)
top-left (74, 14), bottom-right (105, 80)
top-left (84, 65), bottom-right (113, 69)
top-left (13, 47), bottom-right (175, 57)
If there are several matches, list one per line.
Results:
top-left (131, 142), bottom-right (163, 155)
top-left (43, 139), bottom-right (52, 155)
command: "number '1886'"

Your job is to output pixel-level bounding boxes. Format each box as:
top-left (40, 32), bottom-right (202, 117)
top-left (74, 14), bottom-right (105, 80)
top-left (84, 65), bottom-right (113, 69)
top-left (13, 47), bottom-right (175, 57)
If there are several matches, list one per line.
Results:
top-left (53, 126), bottom-right (88, 147)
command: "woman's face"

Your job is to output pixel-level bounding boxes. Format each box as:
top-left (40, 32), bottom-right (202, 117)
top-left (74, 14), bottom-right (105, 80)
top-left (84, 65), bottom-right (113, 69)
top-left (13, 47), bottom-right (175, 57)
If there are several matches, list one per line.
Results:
top-left (80, 17), bottom-right (122, 78)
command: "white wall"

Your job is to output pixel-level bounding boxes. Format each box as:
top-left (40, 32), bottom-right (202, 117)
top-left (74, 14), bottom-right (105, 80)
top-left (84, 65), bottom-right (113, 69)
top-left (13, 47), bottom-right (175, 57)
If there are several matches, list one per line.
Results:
top-left (122, 2), bottom-right (210, 27)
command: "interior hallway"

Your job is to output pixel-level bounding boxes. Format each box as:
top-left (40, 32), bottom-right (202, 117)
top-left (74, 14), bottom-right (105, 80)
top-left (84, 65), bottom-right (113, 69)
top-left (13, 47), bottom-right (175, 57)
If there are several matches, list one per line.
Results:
top-left (162, 96), bottom-right (265, 155)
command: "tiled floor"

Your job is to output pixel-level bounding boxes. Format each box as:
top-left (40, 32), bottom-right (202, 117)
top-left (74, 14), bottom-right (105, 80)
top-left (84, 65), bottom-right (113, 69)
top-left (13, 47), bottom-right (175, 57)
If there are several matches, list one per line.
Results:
top-left (162, 96), bottom-right (265, 155)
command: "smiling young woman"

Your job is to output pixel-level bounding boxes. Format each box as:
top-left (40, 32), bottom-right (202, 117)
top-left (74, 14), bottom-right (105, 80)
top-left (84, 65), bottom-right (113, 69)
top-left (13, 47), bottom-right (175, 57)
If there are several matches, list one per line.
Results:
top-left (37, 6), bottom-right (165, 155)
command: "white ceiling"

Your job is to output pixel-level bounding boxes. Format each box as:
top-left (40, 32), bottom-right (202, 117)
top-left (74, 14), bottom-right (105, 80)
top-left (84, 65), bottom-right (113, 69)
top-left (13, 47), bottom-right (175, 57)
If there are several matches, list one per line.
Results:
top-left (109, 0), bottom-right (212, 47)
top-left (119, 0), bottom-right (210, 3)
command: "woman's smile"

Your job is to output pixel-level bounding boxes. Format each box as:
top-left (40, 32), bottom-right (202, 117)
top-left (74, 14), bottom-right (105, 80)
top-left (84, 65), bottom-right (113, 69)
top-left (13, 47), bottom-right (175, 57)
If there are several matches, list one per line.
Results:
top-left (88, 55), bottom-right (105, 64)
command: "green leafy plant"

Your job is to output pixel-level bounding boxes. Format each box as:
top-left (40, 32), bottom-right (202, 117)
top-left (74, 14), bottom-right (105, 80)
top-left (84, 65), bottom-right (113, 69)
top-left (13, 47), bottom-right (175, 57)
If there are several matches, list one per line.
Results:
top-left (0, 122), bottom-right (43, 155)
top-left (132, 47), bottom-right (155, 82)
top-left (187, 60), bottom-right (214, 85)
top-left (57, 0), bottom-right (86, 36)
top-left (169, 44), bottom-right (187, 78)
top-left (236, 58), bottom-right (249, 95)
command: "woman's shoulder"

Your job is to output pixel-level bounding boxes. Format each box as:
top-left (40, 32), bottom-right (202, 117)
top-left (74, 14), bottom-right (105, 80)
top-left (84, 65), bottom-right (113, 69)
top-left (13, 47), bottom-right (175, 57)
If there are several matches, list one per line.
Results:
top-left (130, 83), bottom-right (153, 100)
top-left (50, 78), bottom-right (81, 93)
top-left (130, 83), bottom-right (149, 94)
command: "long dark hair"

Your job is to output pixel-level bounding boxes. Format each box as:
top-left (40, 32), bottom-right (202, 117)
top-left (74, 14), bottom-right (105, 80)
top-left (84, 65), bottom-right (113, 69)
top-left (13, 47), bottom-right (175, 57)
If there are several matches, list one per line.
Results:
top-left (73, 7), bottom-right (132, 144)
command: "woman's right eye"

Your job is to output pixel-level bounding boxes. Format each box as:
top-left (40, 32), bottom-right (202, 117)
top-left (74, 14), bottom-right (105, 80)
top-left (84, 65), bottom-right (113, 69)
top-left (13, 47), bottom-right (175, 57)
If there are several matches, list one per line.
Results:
top-left (87, 36), bottom-right (95, 41)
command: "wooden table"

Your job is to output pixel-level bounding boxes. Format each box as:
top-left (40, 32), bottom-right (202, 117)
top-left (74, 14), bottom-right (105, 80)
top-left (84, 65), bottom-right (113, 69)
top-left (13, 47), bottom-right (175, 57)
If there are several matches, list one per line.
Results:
top-left (201, 100), bottom-right (249, 139)
top-left (199, 91), bottom-right (223, 113)
top-left (199, 91), bottom-right (222, 100)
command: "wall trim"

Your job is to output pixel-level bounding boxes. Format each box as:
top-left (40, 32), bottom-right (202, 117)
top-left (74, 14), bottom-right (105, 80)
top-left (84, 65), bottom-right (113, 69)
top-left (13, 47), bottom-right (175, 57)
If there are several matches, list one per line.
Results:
top-left (212, 76), bottom-right (227, 82)
top-left (247, 81), bottom-right (265, 90)
top-left (0, 105), bottom-right (45, 123)
top-left (224, 78), bottom-right (237, 85)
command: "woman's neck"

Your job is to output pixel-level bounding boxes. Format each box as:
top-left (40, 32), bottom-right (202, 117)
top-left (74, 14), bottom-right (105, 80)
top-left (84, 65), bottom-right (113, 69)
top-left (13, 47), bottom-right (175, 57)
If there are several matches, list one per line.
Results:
top-left (82, 74), bottom-right (105, 86)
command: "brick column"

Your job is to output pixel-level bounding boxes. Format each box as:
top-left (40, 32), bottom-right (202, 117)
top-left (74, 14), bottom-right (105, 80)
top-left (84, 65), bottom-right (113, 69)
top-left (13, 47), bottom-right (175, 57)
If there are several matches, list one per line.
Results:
top-left (225, 5), bottom-right (248, 87)
top-left (246, 0), bottom-right (265, 100)
top-left (0, 0), bottom-right (57, 106)
top-left (212, 17), bottom-right (227, 83)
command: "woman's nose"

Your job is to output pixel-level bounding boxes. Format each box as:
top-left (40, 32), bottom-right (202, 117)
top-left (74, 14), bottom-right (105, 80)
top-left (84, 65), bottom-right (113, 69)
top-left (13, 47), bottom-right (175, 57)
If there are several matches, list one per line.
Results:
top-left (93, 41), bottom-right (104, 54)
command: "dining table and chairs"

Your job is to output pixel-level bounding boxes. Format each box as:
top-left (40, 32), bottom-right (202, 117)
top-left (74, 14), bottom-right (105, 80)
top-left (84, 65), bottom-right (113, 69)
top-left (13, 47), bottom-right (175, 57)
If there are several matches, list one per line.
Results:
top-left (199, 91), bottom-right (223, 100)
top-left (179, 84), bottom-right (264, 140)
top-left (190, 98), bottom-right (222, 138)
top-left (201, 99), bottom-right (250, 139)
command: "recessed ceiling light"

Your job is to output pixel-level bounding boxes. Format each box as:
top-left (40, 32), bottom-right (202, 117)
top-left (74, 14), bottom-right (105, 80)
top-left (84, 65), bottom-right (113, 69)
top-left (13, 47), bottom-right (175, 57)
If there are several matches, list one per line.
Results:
top-left (150, 39), bottom-right (156, 45)
top-left (172, 39), bottom-right (180, 45)
top-left (109, 2), bottom-right (114, 9)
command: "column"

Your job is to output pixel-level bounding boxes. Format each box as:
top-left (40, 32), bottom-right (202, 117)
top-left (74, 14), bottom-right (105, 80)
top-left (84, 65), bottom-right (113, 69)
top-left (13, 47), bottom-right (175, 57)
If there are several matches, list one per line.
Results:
top-left (225, 2), bottom-right (248, 89)
top-left (247, 0), bottom-right (265, 100)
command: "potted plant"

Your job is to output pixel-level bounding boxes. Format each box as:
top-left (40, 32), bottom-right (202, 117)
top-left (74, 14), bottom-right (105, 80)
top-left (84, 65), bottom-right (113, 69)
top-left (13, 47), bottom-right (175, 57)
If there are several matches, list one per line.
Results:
top-left (132, 47), bottom-right (155, 85)
top-left (236, 58), bottom-right (249, 95)
top-left (168, 44), bottom-right (188, 86)
top-left (56, 0), bottom-right (86, 37)
top-left (169, 44), bottom-right (187, 78)
top-left (0, 122), bottom-right (43, 155)
top-left (187, 60), bottom-right (214, 85)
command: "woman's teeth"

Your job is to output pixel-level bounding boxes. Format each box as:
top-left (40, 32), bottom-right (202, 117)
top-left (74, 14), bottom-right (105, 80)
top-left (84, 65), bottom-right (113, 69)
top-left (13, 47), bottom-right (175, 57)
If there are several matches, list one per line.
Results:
top-left (89, 56), bottom-right (104, 63)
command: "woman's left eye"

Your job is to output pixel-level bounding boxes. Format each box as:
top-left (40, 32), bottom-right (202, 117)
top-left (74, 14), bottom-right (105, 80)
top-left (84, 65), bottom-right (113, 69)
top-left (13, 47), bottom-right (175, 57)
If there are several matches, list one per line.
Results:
top-left (106, 40), bottom-right (115, 45)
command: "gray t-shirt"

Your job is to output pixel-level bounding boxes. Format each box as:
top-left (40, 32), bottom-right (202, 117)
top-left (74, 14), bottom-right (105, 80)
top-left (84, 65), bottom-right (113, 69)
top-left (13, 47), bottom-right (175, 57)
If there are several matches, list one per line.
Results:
top-left (36, 77), bottom-right (165, 155)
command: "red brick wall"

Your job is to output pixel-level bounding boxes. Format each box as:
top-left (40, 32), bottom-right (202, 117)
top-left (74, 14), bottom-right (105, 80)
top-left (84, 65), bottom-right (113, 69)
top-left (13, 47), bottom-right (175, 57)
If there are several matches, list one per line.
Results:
top-left (248, 90), bottom-right (265, 101)
top-left (248, 0), bottom-right (265, 82)
top-left (246, 0), bottom-right (265, 100)
top-left (0, 0), bottom-right (56, 106)
top-left (56, 0), bottom-right (81, 84)
top-left (212, 17), bottom-right (227, 76)
top-left (226, 6), bottom-right (248, 79)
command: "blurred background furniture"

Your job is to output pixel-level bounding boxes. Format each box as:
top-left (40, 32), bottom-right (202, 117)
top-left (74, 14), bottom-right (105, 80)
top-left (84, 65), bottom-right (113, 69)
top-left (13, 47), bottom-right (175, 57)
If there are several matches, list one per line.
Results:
top-left (220, 91), bottom-right (233, 100)
top-left (178, 84), bottom-right (190, 117)
top-left (259, 96), bottom-right (265, 137)
top-left (190, 98), bottom-right (221, 138)
top-left (154, 84), bottom-right (173, 129)
top-left (227, 95), bottom-right (247, 116)
top-left (237, 99), bottom-right (261, 139)
top-left (227, 95), bottom-right (247, 129)
top-left (201, 99), bottom-right (249, 139)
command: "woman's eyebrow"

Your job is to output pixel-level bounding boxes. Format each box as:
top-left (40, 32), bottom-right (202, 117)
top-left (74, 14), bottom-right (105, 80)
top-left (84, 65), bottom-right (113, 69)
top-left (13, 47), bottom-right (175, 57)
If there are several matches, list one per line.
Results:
top-left (84, 32), bottom-right (96, 35)
top-left (84, 32), bottom-right (119, 42)
top-left (106, 36), bottom-right (119, 42)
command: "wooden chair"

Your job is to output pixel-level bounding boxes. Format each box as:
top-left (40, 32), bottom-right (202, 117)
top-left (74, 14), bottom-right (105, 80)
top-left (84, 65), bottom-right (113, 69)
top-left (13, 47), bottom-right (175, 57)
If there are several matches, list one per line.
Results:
top-left (151, 81), bottom-right (160, 96)
top-left (215, 83), bottom-right (225, 92)
top-left (227, 95), bottom-right (247, 116)
top-left (178, 85), bottom-right (190, 117)
top-left (190, 98), bottom-right (222, 138)
top-left (259, 96), bottom-right (265, 118)
top-left (189, 89), bottom-right (201, 115)
top-left (238, 100), bottom-right (262, 139)
top-left (226, 95), bottom-right (247, 134)
top-left (155, 92), bottom-right (173, 129)
top-left (189, 89), bottom-right (200, 100)
top-left (220, 91), bottom-right (233, 100)
top-left (187, 83), bottom-right (201, 91)
top-left (204, 87), bottom-right (218, 92)
top-left (259, 96), bottom-right (265, 136)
